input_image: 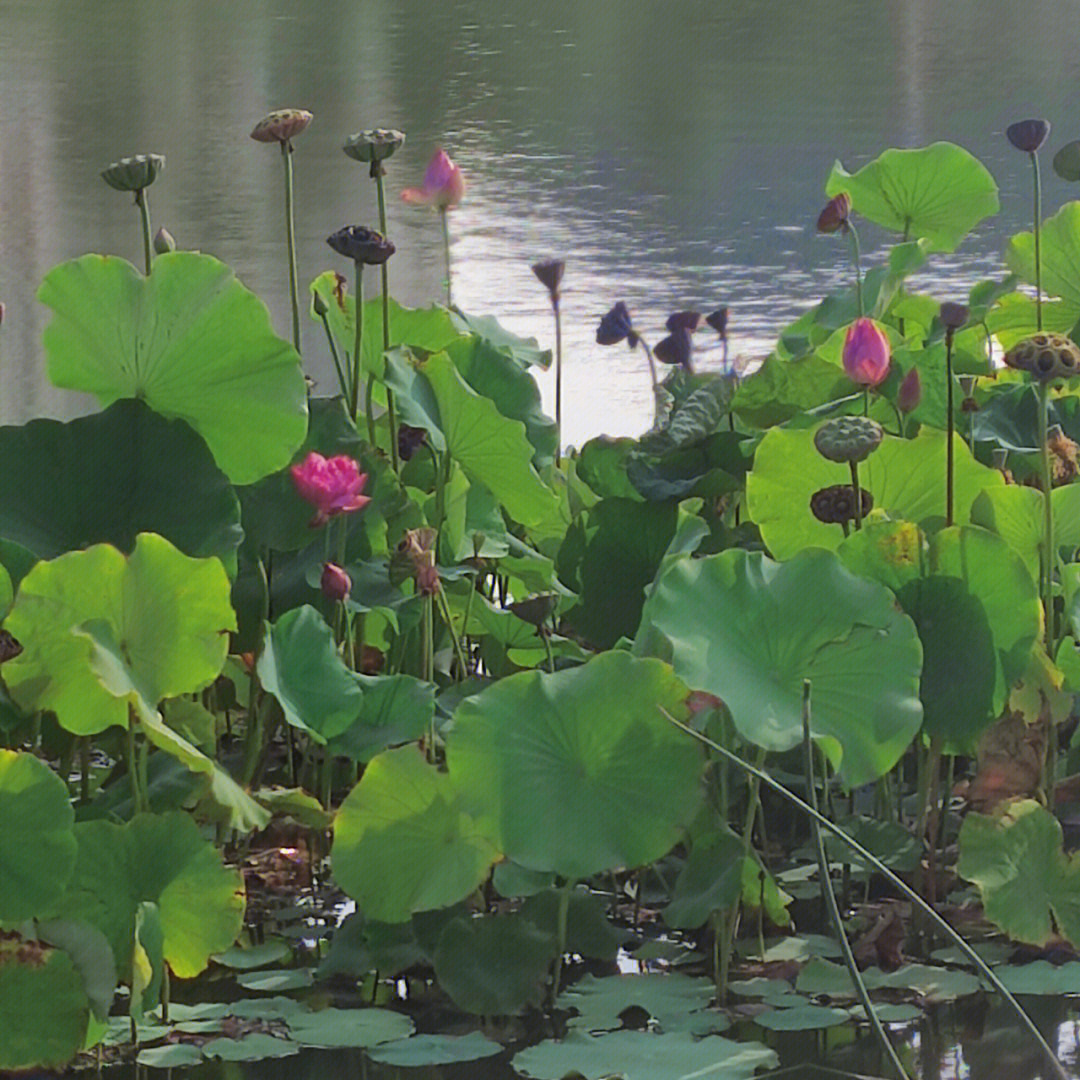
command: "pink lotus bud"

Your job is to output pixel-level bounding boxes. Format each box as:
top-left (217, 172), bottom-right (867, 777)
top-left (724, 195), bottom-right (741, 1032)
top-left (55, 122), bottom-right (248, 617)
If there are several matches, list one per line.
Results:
top-left (401, 148), bottom-right (465, 209)
top-left (898, 367), bottom-right (922, 414)
top-left (842, 318), bottom-right (891, 388)
top-left (321, 562), bottom-right (352, 602)
top-left (289, 452), bottom-right (370, 528)
top-left (816, 192), bottom-right (851, 234)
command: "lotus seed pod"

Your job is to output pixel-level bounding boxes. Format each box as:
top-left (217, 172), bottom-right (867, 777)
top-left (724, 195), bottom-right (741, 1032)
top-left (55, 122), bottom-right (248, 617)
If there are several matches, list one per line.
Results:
top-left (810, 484), bottom-right (873, 525)
top-left (1054, 140), bottom-right (1080, 182)
top-left (939, 302), bottom-right (969, 332)
top-left (153, 227), bottom-right (175, 254)
top-left (1006, 118), bottom-right (1051, 154)
top-left (101, 154), bottom-right (165, 192)
top-left (508, 593), bottom-right (559, 628)
top-left (531, 259), bottom-right (565, 300)
top-left (250, 109), bottom-right (312, 144)
top-left (343, 128), bottom-right (405, 164)
top-left (666, 311), bottom-right (703, 334)
top-left (706, 308), bottom-right (728, 336)
top-left (326, 225), bottom-right (396, 265)
top-left (1004, 333), bottom-right (1080, 381)
top-left (813, 416), bottom-right (884, 463)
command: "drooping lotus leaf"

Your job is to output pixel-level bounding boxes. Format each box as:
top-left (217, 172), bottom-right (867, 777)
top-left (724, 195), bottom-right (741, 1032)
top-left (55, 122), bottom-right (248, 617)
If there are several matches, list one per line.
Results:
top-left (958, 798), bottom-right (1080, 947)
top-left (39, 252), bottom-right (307, 484)
top-left (447, 651), bottom-right (703, 880)
top-left (839, 523), bottom-right (1040, 746)
top-left (0, 400), bottom-right (241, 568)
top-left (36, 918), bottom-right (117, 1021)
top-left (826, 142), bottom-right (999, 252)
top-left (450, 308), bottom-right (552, 369)
top-left (56, 811), bottom-right (245, 980)
top-left (747, 426), bottom-right (1003, 561)
top-left (514, 1030), bottom-right (777, 1080)
top-left (432, 912), bottom-right (556, 1015)
top-left (0, 936), bottom-right (89, 1071)
top-left (0, 751), bottom-right (77, 922)
top-left (635, 549), bottom-right (922, 787)
top-left (1006, 201), bottom-right (1080, 314)
top-left (4, 534), bottom-right (235, 735)
top-left (332, 745), bottom-right (500, 923)
top-left (367, 1032), bottom-right (503, 1067)
top-left (664, 828), bottom-right (746, 929)
top-left (385, 350), bottom-right (563, 535)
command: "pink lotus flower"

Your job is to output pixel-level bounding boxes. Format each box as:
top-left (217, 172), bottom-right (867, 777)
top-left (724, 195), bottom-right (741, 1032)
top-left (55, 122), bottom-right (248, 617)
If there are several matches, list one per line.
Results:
top-left (843, 318), bottom-right (891, 388)
top-left (321, 562), bottom-right (352, 602)
top-left (290, 452), bottom-right (370, 527)
top-left (401, 148), bottom-right (465, 209)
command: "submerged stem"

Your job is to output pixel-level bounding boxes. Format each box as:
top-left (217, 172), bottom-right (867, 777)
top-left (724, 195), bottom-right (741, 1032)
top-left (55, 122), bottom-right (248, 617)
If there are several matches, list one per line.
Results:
top-left (281, 141), bottom-right (301, 354)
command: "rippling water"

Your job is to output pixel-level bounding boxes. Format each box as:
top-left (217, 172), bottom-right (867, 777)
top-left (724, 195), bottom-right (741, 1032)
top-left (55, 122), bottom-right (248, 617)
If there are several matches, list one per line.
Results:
top-left (3, 0), bottom-right (1080, 444)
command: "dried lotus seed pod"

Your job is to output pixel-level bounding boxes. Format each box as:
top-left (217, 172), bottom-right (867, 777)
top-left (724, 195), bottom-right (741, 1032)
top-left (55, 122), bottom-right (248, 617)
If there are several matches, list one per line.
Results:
top-left (1004, 333), bottom-right (1080, 381)
top-left (813, 416), bottom-right (884, 463)
top-left (810, 484), bottom-right (873, 525)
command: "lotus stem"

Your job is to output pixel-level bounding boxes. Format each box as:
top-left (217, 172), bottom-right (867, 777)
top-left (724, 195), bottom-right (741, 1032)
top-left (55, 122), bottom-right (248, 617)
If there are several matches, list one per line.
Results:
top-left (1038, 380), bottom-right (1054, 642)
top-left (847, 221), bottom-right (864, 318)
top-left (541, 628), bottom-right (555, 675)
top-left (439, 206), bottom-right (453, 307)
top-left (435, 587), bottom-right (468, 680)
top-left (554, 296), bottom-right (564, 464)
top-left (374, 169), bottom-right (400, 472)
top-left (317, 306), bottom-right (349, 401)
top-left (550, 881), bottom-right (573, 1007)
top-left (281, 141), bottom-right (301, 353)
top-left (848, 461), bottom-right (863, 531)
top-left (945, 331), bottom-right (956, 527)
top-left (639, 338), bottom-right (659, 395)
top-left (661, 708), bottom-right (1070, 1080)
top-left (135, 189), bottom-right (153, 276)
top-left (352, 261), bottom-right (366, 431)
top-left (801, 682), bottom-right (910, 1080)
top-left (1033, 150), bottom-right (1044, 331)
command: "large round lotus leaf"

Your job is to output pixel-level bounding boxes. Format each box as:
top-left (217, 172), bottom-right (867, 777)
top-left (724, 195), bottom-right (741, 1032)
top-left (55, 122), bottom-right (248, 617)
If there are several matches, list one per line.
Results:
top-left (285, 1006), bottom-right (414, 1048)
top-left (332, 745), bottom-right (500, 923)
top-left (0, 751), bottom-right (77, 921)
top-left (840, 523), bottom-right (1040, 746)
top-left (38, 252), bottom-right (307, 484)
top-left (514, 1030), bottom-right (777, 1080)
top-left (0, 400), bottom-right (241, 568)
top-left (446, 651), bottom-right (703, 880)
top-left (0, 937), bottom-right (89, 1071)
top-left (57, 811), bottom-right (245, 979)
top-left (635, 549), bottom-right (922, 787)
top-left (958, 798), bottom-right (1080, 947)
top-left (747, 426), bottom-right (1002, 561)
top-left (559, 973), bottom-right (717, 1033)
top-left (432, 912), bottom-right (556, 1015)
top-left (1007, 200), bottom-right (1080, 312)
top-left (367, 1031), bottom-right (503, 1066)
top-left (825, 142), bottom-right (999, 252)
top-left (4, 533), bottom-right (235, 734)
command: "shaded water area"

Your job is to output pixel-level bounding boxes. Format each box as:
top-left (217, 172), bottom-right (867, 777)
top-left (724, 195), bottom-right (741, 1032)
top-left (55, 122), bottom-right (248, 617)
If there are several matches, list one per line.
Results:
top-left (5, 0), bottom-right (1080, 444)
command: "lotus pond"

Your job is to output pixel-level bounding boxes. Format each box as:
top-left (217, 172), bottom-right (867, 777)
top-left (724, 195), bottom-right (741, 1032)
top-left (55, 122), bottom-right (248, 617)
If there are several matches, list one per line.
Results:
top-left (14, 39), bottom-right (1080, 1080)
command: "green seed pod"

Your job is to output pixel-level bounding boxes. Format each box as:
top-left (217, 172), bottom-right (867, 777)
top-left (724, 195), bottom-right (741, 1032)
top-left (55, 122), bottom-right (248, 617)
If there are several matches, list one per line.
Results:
top-left (813, 416), bottom-right (884, 463)
top-left (343, 128), bottom-right (406, 163)
top-left (1004, 333), bottom-right (1080, 381)
top-left (101, 154), bottom-right (165, 192)
top-left (810, 485), bottom-right (873, 525)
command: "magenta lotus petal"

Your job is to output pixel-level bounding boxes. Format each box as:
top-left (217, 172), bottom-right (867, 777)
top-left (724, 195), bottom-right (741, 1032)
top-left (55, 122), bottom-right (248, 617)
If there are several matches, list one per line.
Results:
top-left (842, 318), bottom-right (891, 388)
top-left (290, 452), bottom-right (370, 527)
top-left (401, 148), bottom-right (465, 209)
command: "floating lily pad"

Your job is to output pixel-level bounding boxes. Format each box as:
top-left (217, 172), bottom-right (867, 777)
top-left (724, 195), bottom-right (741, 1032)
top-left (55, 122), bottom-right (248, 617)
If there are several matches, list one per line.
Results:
top-left (755, 1004), bottom-right (852, 1031)
top-left (135, 1043), bottom-right (204, 1067)
top-left (202, 1032), bottom-right (299, 1060)
top-left (214, 940), bottom-right (292, 970)
top-left (285, 1006), bottom-right (414, 1048)
top-left (367, 1031), bottom-right (504, 1066)
top-left (560, 973), bottom-right (716, 1033)
top-left (236, 968), bottom-right (313, 992)
top-left (992, 960), bottom-right (1080, 995)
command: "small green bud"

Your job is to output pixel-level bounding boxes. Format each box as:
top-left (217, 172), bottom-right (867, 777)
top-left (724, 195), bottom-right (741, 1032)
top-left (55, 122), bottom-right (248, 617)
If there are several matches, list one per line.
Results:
top-left (153, 227), bottom-right (176, 254)
top-left (312, 291), bottom-right (329, 317)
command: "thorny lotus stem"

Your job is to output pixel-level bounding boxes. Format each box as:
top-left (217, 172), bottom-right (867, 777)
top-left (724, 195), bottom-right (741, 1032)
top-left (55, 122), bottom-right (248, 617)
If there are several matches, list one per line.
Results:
top-left (661, 708), bottom-right (1071, 1080)
top-left (801, 682), bottom-right (911, 1080)
top-left (554, 296), bottom-right (564, 464)
top-left (135, 189), bottom-right (153, 276)
top-left (848, 460), bottom-right (863, 531)
top-left (352, 261), bottom-right (366, 430)
top-left (945, 330), bottom-right (956, 527)
top-left (374, 168), bottom-right (400, 472)
top-left (1033, 150), bottom-right (1044, 332)
top-left (317, 306), bottom-right (349, 401)
top-left (281, 141), bottom-right (302, 354)
top-left (439, 206), bottom-right (453, 307)
top-left (846, 222), bottom-right (863, 318)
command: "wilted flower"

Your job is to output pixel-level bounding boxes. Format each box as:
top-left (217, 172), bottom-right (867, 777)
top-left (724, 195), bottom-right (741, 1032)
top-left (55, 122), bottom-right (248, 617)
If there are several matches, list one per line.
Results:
top-left (401, 148), bottom-right (465, 209)
top-left (399, 528), bottom-right (440, 595)
top-left (810, 484), bottom-right (873, 525)
top-left (596, 301), bottom-right (639, 347)
top-left (153, 227), bottom-right (175, 254)
top-left (101, 154), bottom-right (165, 193)
top-left (816, 191), bottom-right (852, 234)
top-left (898, 367), bottom-right (922, 414)
top-left (343, 128), bottom-right (406, 176)
top-left (939, 302), bottom-right (969, 334)
top-left (1007, 119), bottom-right (1051, 154)
top-left (397, 424), bottom-right (428, 462)
top-left (654, 327), bottom-right (693, 371)
top-left (250, 109), bottom-right (312, 145)
top-left (326, 225), bottom-right (396, 265)
top-left (842, 318), bottom-right (891, 388)
top-left (321, 562), bottom-right (352, 602)
top-left (290, 452), bottom-right (370, 527)
top-left (705, 308), bottom-right (728, 337)
top-left (666, 311), bottom-right (702, 333)
top-left (531, 259), bottom-right (565, 302)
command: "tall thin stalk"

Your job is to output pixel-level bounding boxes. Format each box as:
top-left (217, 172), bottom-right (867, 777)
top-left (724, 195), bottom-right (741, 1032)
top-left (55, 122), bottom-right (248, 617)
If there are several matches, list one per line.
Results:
top-left (440, 207), bottom-right (453, 307)
top-left (554, 296), bottom-right (564, 463)
top-left (281, 141), bottom-right (301, 353)
top-left (1033, 150), bottom-right (1044, 331)
top-left (352, 261), bottom-right (367, 431)
top-left (374, 169), bottom-right (400, 472)
top-left (847, 221), bottom-right (864, 318)
top-left (135, 189), bottom-right (153, 276)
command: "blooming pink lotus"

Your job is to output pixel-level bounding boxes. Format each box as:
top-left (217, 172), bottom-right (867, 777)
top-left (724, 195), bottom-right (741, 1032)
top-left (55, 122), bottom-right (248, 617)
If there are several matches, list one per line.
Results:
top-left (843, 318), bottom-right (891, 388)
top-left (401, 148), bottom-right (465, 209)
top-left (290, 452), bottom-right (370, 527)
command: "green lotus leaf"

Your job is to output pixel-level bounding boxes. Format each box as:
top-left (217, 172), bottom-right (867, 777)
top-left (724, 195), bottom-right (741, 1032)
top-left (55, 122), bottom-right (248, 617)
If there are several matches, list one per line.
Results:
top-left (285, 1006), bottom-right (414, 1048)
top-left (578, 437), bottom-right (642, 500)
top-left (202, 1033), bottom-right (298, 1060)
top-left (447, 651), bottom-right (703, 880)
top-left (0, 400), bottom-right (241, 569)
top-left (4, 534), bottom-right (235, 735)
top-left (796, 957), bottom-right (979, 1002)
top-left (213, 940), bottom-right (291, 970)
top-left (664, 829), bottom-right (746, 929)
top-left (826, 142), bottom-right (999, 252)
top-left (754, 1004), bottom-right (851, 1031)
top-left (0, 750), bottom-right (77, 921)
top-left (972, 483), bottom-right (1080, 582)
top-left (493, 861), bottom-right (556, 898)
top-left (39, 253), bottom-right (307, 484)
top-left (325, 673), bottom-right (434, 763)
top-left (432, 911), bottom-right (556, 1015)
top-left (367, 1031), bottom-right (503, 1066)
top-left (450, 309), bottom-right (552, 369)
top-left (56, 811), bottom-right (245, 980)
top-left (0, 937), bottom-right (89, 1071)
top-left (839, 523), bottom-right (1040, 746)
top-left (520, 888), bottom-right (629, 961)
top-left (1007, 201), bottom-right (1080, 312)
top-left (332, 745), bottom-right (501, 923)
top-left (993, 960), bottom-right (1080, 995)
top-left (985, 292), bottom-right (1078, 351)
top-left (560, 973), bottom-right (717, 1033)
top-left (37, 919), bottom-right (117, 1021)
top-left (236, 968), bottom-right (313, 992)
top-left (635, 548), bottom-right (922, 787)
top-left (135, 1043), bottom-right (206, 1067)
top-left (514, 1030), bottom-right (777, 1080)
top-left (732, 354), bottom-right (852, 428)
top-left (958, 798), bottom-right (1080, 947)
top-left (747, 426), bottom-right (1003, 560)
top-left (385, 350), bottom-right (563, 535)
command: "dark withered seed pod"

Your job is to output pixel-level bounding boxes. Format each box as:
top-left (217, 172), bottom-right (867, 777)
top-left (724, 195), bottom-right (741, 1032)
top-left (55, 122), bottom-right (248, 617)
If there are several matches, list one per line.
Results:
top-left (1006, 118), bottom-right (1051, 154)
top-left (1004, 333), bottom-right (1080, 381)
top-left (810, 484), bottom-right (873, 525)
